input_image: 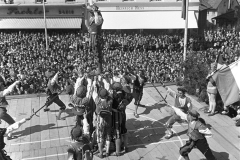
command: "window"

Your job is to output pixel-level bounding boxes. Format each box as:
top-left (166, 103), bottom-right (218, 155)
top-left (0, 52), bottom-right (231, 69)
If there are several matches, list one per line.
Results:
top-left (96, 0), bottom-right (108, 1)
top-left (66, 0), bottom-right (75, 2)
top-left (36, 0), bottom-right (46, 3)
top-left (151, 0), bottom-right (162, 1)
top-left (123, 0), bottom-right (135, 1)
top-left (4, 0), bottom-right (14, 4)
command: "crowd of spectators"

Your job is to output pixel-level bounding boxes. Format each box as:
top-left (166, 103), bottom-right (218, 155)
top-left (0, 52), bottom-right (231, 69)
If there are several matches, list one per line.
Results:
top-left (0, 29), bottom-right (240, 96)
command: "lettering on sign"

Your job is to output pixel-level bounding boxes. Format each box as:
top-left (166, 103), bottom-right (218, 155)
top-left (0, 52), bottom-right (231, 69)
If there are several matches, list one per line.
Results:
top-left (7, 8), bottom-right (49, 15)
top-left (59, 10), bottom-right (74, 14)
top-left (116, 6), bottom-right (144, 10)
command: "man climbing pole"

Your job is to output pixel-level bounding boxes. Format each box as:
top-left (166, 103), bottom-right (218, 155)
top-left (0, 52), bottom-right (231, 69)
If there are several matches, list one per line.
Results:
top-left (85, 0), bottom-right (104, 74)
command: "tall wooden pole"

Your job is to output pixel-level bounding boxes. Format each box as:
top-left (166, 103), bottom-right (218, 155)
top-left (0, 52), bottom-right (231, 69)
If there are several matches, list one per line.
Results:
top-left (43, 0), bottom-right (48, 51)
top-left (183, 0), bottom-right (189, 61)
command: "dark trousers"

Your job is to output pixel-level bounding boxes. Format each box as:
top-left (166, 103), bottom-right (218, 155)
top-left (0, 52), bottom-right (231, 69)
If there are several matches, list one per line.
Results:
top-left (0, 149), bottom-right (12, 160)
top-left (46, 93), bottom-right (66, 110)
top-left (90, 33), bottom-right (103, 73)
top-left (133, 91), bottom-right (143, 105)
top-left (180, 138), bottom-right (216, 160)
top-left (0, 107), bottom-right (15, 125)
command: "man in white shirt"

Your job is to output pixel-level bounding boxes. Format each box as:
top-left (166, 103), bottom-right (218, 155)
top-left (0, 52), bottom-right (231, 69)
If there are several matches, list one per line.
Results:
top-left (164, 87), bottom-right (192, 139)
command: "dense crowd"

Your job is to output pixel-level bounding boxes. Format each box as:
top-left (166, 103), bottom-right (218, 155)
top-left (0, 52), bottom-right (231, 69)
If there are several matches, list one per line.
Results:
top-left (0, 29), bottom-right (240, 96)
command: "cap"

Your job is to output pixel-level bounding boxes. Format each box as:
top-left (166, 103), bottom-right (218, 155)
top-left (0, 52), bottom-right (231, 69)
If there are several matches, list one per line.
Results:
top-left (71, 125), bottom-right (83, 140)
top-left (99, 88), bottom-right (109, 99)
top-left (112, 82), bottom-right (122, 91)
top-left (76, 86), bottom-right (87, 98)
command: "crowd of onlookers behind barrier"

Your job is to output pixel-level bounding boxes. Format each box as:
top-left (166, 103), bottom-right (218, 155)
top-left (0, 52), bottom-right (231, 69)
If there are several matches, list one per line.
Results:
top-left (0, 29), bottom-right (240, 96)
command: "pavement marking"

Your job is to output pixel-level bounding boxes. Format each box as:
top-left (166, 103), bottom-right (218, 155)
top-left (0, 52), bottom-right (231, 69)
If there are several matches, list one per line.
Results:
top-left (11, 137), bottom-right (71, 145)
top-left (126, 113), bottom-right (184, 160)
top-left (128, 138), bottom-right (188, 148)
top-left (21, 153), bottom-right (67, 160)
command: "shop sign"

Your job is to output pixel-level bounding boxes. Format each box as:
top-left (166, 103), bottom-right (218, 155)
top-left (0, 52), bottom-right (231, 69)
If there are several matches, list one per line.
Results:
top-left (7, 8), bottom-right (49, 15)
top-left (116, 6), bottom-right (144, 10)
top-left (59, 10), bottom-right (75, 14)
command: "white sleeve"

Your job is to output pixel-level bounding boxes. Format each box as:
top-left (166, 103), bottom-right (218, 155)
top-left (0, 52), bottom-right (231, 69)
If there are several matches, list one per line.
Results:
top-left (92, 81), bottom-right (98, 102)
top-left (3, 81), bottom-right (19, 96)
top-left (103, 79), bottom-right (110, 91)
top-left (74, 77), bottom-right (84, 95)
top-left (5, 118), bottom-right (27, 136)
top-left (199, 128), bottom-right (213, 138)
top-left (50, 73), bottom-right (59, 85)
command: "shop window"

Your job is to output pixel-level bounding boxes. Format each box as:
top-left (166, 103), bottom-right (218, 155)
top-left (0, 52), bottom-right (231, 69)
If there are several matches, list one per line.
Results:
top-left (36, 0), bottom-right (46, 3)
top-left (4, 0), bottom-right (14, 4)
top-left (66, 0), bottom-right (75, 2)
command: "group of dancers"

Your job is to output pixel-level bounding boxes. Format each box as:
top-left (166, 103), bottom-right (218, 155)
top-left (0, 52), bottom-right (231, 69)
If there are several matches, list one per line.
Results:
top-left (0, 66), bottom-right (218, 160)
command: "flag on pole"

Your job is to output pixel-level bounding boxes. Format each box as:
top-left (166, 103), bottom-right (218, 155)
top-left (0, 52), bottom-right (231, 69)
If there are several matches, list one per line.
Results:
top-left (212, 60), bottom-right (240, 107)
top-left (182, 0), bottom-right (187, 20)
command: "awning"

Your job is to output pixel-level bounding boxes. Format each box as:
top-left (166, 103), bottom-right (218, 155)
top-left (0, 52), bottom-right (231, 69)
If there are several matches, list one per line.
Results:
top-left (212, 10), bottom-right (237, 22)
top-left (101, 11), bottom-right (198, 29)
top-left (0, 18), bottom-right (82, 29)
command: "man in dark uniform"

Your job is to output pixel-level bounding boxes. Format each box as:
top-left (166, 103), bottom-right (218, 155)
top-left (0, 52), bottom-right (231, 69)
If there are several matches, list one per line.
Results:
top-left (44, 70), bottom-right (66, 120)
top-left (85, 0), bottom-right (104, 74)
top-left (179, 109), bottom-right (216, 160)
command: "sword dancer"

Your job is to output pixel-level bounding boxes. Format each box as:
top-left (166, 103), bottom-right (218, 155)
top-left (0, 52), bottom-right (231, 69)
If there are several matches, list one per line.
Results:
top-left (44, 70), bottom-right (66, 120)
top-left (164, 87), bottom-right (192, 139)
top-left (0, 79), bottom-right (22, 139)
top-left (129, 70), bottom-right (146, 118)
top-left (85, 0), bottom-right (104, 73)
top-left (179, 109), bottom-right (216, 160)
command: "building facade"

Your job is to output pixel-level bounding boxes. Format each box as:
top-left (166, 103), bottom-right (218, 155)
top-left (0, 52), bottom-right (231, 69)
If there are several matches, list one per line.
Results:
top-left (0, 0), bottom-right (200, 29)
top-left (207, 0), bottom-right (239, 26)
